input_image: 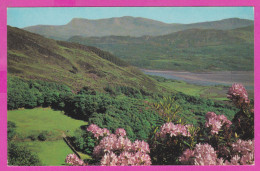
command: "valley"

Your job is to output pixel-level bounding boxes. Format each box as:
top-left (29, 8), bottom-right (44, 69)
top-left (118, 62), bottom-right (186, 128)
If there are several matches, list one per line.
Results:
top-left (7, 14), bottom-right (254, 166)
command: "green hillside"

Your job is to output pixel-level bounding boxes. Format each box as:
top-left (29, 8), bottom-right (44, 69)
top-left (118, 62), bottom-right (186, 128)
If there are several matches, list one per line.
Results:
top-left (69, 26), bottom-right (254, 71)
top-left (7, 26), bottom-right (159, 92)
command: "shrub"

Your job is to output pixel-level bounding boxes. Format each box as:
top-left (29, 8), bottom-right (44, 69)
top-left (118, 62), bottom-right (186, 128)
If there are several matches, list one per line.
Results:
top-left (8, 142), bottom-right (41, 166)
top-left (7, 121), bottom-right (16, 141)
top-left (28, 134), bottom-right (38, 141)
top-left (72, 129), bottom-right (96, 155)
top-left (38, 131), bottom-right (49, 141)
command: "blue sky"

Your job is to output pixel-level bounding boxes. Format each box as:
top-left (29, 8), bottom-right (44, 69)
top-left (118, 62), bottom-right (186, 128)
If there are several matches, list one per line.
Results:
top-left (7, 7), bottom-right (254, 28)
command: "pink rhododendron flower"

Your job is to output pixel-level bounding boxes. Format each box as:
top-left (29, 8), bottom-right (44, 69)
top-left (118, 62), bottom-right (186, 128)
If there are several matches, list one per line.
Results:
top-left (227, 83), bottom-right (250, 106)
top-left (65, 154), bottom-right (86, 166)
top-left (240, 152), bottom-right (254, 165)
top-left (132, 140), bottom-right (150, 153)
top-left (157, 122), bottom-right (191, 138)
top-left (179, 149), bottom-right (195, 165)
top-left (205, 112), bottom-right (232, 135)
top-left (87, 124), bottom-right (110, 139)
top-left (114, 136), bottom-right (132, 151)
top-left (232, 139), bottom-right (254, 155)
top-left (133, 151), bottom-right (152, 165)
top-left (115, 128), bottom-right (127, 137)
top-left (89, 125), bottom-right (151, 166)
top-left (100, 152), bottom-right (118, 166)
top-left (179, 143), bottom-right (218, 165)
top-left (117, 151), bottom-right (135, 166)
top-left (230, 155), bottom-right (241, 165)
top-left (193, 143), bottom-right (218, 165)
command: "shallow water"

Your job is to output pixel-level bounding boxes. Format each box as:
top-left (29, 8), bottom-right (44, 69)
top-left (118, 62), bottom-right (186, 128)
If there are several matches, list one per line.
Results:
top-left (142, 69), bottom-right (254, 90)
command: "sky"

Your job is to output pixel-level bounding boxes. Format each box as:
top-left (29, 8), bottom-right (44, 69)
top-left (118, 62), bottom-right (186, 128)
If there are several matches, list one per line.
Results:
top-left (7, 7), bottom-right (254, 28)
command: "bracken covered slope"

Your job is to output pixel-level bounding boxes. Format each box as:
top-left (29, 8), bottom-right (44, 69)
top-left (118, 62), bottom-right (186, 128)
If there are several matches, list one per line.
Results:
top-left (7, 26), bottom-right (160, 92)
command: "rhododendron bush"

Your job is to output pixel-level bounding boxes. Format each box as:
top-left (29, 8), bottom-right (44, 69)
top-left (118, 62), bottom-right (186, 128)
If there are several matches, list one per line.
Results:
top-left (65, 83), bottom-right (254, 166)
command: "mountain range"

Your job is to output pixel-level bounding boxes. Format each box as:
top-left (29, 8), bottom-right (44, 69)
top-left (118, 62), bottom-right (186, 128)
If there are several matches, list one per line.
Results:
top-left (23, 17), bottom-right (253, 40)
top-left (69, 25), bottom-right (254, 71)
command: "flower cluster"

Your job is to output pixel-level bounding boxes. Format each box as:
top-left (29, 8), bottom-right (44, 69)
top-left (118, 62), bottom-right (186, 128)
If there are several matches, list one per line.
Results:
top-left (230, 139), bottom-right (254, 165)
top-left (216, 139), bottom-right (254, 165)
top-left (87, 124), bottom-right (110, 139)
top-left (100, 151), bottom-right (151, 166)
top-left (179, 139), bottom-right (254, 165)
top-left (227, 83), bottom-right (250, 107)
top-left (205, 112), bottom-right (232, 135)
top-left (232, 139), bottom-right (254, 155)
top-left (65, 154), bottom-right (86, 166)
top-left (157, 122), bottom-right (191, 138)
top-left (88, 125), bottom-right (151, 166)
top-left (115, 128), bottom-right (127, 137)
top-left (179, 143), bottom-right (218, 165)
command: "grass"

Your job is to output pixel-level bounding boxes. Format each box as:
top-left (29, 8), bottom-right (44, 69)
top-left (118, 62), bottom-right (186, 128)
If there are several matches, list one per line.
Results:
top-left (157, 79), bottom-right (228, 100)
top-left (21, 140), bottom-right (74, 166)
top-left (8, 108), bottom-right (90, 166)
top-left (8, 108), bottom-right (87, 138)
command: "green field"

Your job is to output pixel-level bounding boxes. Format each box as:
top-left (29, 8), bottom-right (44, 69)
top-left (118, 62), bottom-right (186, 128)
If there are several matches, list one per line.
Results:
top-left (150, 75), bottom-right (230, 100)
top-left (8, 108), bottom-right (87, 138)
top-left (8, 108), bottom-right (89, 166)
top-left (21, 140), bottom-right (73, 166)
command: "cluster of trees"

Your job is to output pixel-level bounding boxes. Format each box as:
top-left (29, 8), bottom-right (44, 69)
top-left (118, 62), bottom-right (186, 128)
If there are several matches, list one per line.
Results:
top-left (8, 76), bottom-right (237, 141)
top-left (8, 76), bottom-right (72, 110)
top-left (104, 85), bottom-right (153, 98)
top-left (63, 93), bottom-right (162, 141)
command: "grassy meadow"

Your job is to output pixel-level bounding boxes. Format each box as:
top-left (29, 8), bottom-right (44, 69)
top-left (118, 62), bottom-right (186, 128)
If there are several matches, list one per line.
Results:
top-left (8, 108), bottom-right (89, 166)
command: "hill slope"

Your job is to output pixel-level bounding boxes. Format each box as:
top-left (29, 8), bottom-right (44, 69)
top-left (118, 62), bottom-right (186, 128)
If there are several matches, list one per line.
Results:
top-left (7, 26), bottom-right (159, 92)
top-left (68, 25), bottom-right (254, 71)
top-left (23, 17), bottom-right (253, 40)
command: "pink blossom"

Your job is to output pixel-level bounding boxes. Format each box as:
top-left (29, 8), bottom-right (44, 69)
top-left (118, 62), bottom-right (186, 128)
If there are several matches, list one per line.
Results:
top-left (100, 152), bottom-right (118, 166)
top-left (65, 154), bottom-right (86, 166)
top-left (205, 112), bottom-right (232, 135)
top-left (240, 152), bottom-right (254, 165)
top-left (193, 143), bottom-right (218, 165)
top-left (218, 139), bottom-right (254, 165)
top-left (133, 151), bottom-right (152, 165)
top-left (132, 140), bottom-right (150, 153)
top-left (114, 136), bottom-right (132, 151)
top-left (115, 128), bottom-right (127, 137)
top-left (179, 149), bottom-right (195, 165)
top-left (117, 151), bottom-right (135, 166)
top-left (179, 143), bottom-right (218, 165)
top-left (232, 139), bottom-right (254, 155)
top-left (216, 158), bottom-right (226, 165)
top-left (95, 134), bottom-right (118, 155)
top-left (158, 122), bottom-right (191, 138)
top-left (91, 127), bottom-right (151, 166)
top-left (227, 83), bottom-right (250, 106)
top-left (87, 124), bottom-right (110, 139)
top-left (230, 155), bottom-right (240, 165)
